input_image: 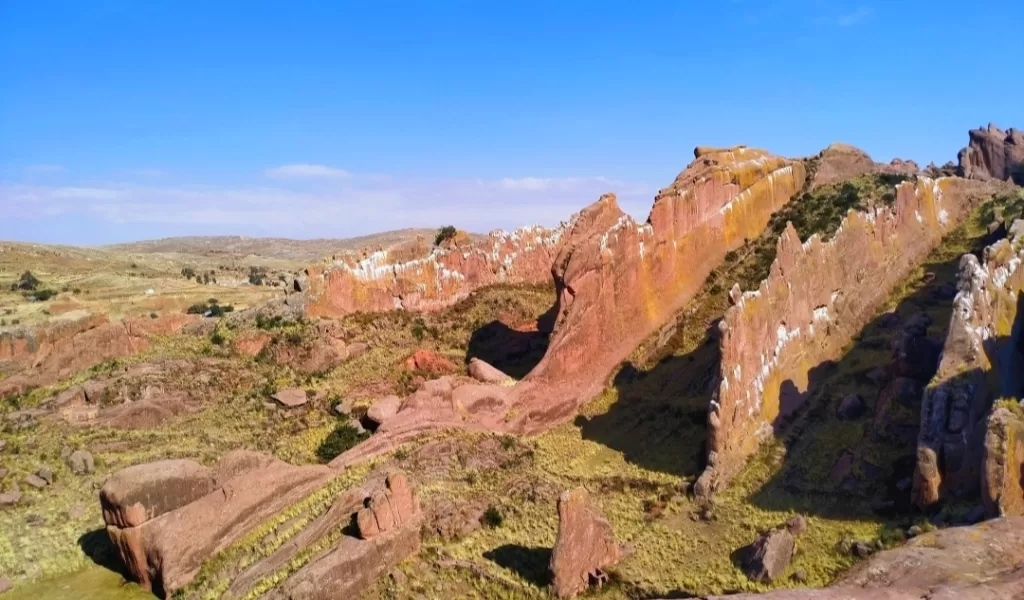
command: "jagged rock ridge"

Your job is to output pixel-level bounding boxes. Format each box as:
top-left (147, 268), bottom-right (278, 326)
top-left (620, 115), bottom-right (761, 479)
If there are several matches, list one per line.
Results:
top-left (700, 176), bottom-right (995, 495)
top-left (302, 223), bottom-right (570, 316)
top-left (914, 220), bottom-right (1024, 513)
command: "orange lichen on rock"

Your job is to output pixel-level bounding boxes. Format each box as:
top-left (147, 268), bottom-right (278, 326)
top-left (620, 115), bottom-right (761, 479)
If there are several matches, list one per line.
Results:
top-left (700, 177), bottom-right (991, 495)
top-left (504, 146), bottom-right (806, 432)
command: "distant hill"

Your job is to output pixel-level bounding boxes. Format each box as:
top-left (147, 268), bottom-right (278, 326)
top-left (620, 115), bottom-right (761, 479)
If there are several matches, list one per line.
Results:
top-left (103, 229), bottom-right (448, 262)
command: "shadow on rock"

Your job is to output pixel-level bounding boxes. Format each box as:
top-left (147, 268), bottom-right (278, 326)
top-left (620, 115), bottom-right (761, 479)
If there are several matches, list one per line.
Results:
top-left (482, 544), bottom-right (552, 588)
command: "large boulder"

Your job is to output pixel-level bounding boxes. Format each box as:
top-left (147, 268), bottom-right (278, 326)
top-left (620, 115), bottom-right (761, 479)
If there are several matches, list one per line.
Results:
top-left (550, 487), bottom-right (621, 598)
top-left (811, 143), bottom-right (876, 187)
top-left (741, 528), bottom-right (795, 583)
top-left (467, 357), bottom-right (513, 384)
top-left (100, 459), bottom-right (215, 528)
top-left (366, 395), bottom-right (402, 427)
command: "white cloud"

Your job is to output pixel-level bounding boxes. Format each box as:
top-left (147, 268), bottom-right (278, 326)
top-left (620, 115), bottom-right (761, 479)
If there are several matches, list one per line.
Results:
top-left (498, 176), bottom-right (614, 192)
top-left (0, 170), bottom-right (652, 241)
top-left (131, 168), bottom-right (167, 177)
top-left (264, 164), bottom-right (352, 179)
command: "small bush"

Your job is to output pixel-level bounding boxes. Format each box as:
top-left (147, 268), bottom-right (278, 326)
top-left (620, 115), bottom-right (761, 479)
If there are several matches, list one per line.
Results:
top-left (30, 289), bottom-right (57, 301)
top-left (434, 225), bottom-right (457, 247)
top-left (315, 422), bottom-right (370, 463)
top-left (149, 312), bottom-right (158, 319)
top-left (13, 271), bottom-right (40, 291)
top-left (210, 332), bottom-right (226, 346)
top-left (181, 267), bottom-right (196, 280)
top-left (186, 303), bottom-right (208, 315)
top-left (481, 505), bottom-right (504, 528)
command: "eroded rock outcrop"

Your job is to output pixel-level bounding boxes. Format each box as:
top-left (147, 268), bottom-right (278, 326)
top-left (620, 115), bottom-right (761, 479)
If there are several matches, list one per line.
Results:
top-left (701, 177), bottom-right (993, 495)
top-left (810, 143), bottom-right (919, 188)
top-left (550, 487), bottom-right (621, 598)
top-left (508, 147), bottom-right (806, 431)
top-left (302, 224), bottom-right (569, 317)
top-left (958, 123), bottom-right (1024, 184)
top-left (102, 451), bottom-right (333, 594)
top-left (697, 517), bottom-right (1024, 600)
top-left (330, 148), bottom-right (808, 466)
top-left (914, 222), bottom-right (1024, 511)
top-left (0, 313), bottom-right (196, 399)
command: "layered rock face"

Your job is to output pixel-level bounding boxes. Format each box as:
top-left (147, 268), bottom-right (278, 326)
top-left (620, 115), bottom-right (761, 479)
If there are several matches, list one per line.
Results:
top-left (701, 177), bottom-right (990, 494)
top-left (914, 222), bottom-right (1024, 512)
top-left (102, 454), bottom-right (423, 598)
top-left (0, 312), bottom-right (196, 399)
top-left (507, 147), bottom-right (806, 430)
top-left (102, 451), bottom-right (333, 594)
top-left (302, 224), bottom-right (568, 317)
top-left (696, 517), bottom-right (1024, 600)
top-left (958, 123), bottom-right (1024, 184)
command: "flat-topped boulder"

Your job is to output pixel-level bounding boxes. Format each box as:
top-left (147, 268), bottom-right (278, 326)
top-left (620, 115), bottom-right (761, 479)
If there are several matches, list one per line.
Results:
top-left (100, 459), bottom-right (215, 528)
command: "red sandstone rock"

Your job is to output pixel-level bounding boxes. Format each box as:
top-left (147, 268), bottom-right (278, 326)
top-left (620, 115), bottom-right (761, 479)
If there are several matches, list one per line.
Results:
top-left (0, 313), bottom-right (197, 399)
top-left (958, 123), bottom-right (1024, 183)
top-left (302, 224), bottom-right (569, 317)
top-left (356, 471), bottom-right (419, 539)
top-left (404, 349), bottom-right (458, 374)
top-left (467, 357), bottom-right (512, 383)
top-left (914, 224), bottom-right (1024, 510)
top-left (366, 395), bottom-right (402, 427)
top-left (702, 177), bottom-right (995, 495)
top-left (550, 487), bottom-right (621, 598)
top-left (812, 143), bottom-right (876, 187)
top-left (232, 332), bottom-right (271, 356)
top-left (100, 459), bottom-right (215, 529)
top-left (103, 453), bottom-right (332, 593)
top-left (271, 388), bottom-right (308, 407)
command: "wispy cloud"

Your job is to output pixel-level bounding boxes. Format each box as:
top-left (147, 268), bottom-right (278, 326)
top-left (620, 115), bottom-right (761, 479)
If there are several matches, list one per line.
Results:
top-left (0, 170), bottom-right (653, 242)
top-left (131, 168), bottom-right (167, 177)
top-left (835, 6), bottom-right (872, 27)
top-left (264, 164), bottom-right (352, 179)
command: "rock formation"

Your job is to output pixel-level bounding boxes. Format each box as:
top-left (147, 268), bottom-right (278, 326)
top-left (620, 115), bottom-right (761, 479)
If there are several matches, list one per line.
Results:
top-left (696, 517), bottom-right (1024, 600)
top-left (810, 143), bottom-right (919, 188)
top-left (550, 487), bottom-right (621, 598)
top-left (0, 312), bottom-right (196, 399)
top-left (914, 221), bottom-right (1024, 512)
top-left (102, 451), bottom-right (333, 593)
top-left (958, 123), bottom-right (1024, 184)
top-left (701, 177), bottom-right (994, 495)
top-left (326, 148), bottom-right (809, 469)
top-left (355, 471), bottom-right (419, 539)
top-left (302, 224), bottom-right (569, 317)
top-left (508, 146), bottom-right (806, 431)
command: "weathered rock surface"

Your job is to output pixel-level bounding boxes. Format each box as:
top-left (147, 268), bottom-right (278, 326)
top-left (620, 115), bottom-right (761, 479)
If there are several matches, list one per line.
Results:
top-left (467, 357), bottom-right (513, 384)
top-left (983, 407), bottom-right (1024, 517)
top-left (914, 223), bottom-right (1024, 510)
top-left (404, 349), bottom-right (458, 374)
top-left (102, 452), bottom-right (332, 593)
top-left (702, 177), bottom-right (996, 495)
top-left (811, 143), bottom-right (876, 187)
top-left (741, 528), bottom-right (795, 583)
top-left (0, 313), bottom-right (196, 399)
top-left (100, 459), bottom-right (216, 528)
top-left (958, 123), bottom-right (1024, 184)
top-left (302, 224), bottom-right (569, 317)
top-left (366, 395), bottom-right (402, 427)
top-left (550, 487), bottom-right (621, 598)
top-left (356, 471), bottom-right (420, 539)
top-left (271, 388), bottom-right (308, 408)
top-left (329, 147), bottom-right (808, 467)
top-left (66, 449), bottom-right (95, 475)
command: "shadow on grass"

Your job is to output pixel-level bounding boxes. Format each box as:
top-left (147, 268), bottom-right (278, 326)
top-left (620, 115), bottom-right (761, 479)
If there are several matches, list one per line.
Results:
top-left (79, 528), bottom-right (164, 596)
top-left (482, 544), bottom-right (552, 588)
top-left (466, 303), bottom-right (556, 379)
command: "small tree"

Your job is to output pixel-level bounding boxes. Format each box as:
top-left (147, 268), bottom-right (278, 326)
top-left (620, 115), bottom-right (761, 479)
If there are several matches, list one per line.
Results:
top-left (13, 271), bottom-right (40, 291)
top-left (434, 225), bottom-right (457, 247)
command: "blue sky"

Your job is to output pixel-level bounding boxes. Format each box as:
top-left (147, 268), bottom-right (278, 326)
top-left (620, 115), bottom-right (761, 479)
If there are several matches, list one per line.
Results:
top-left (1, 1), bottom-right (1021, 245)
